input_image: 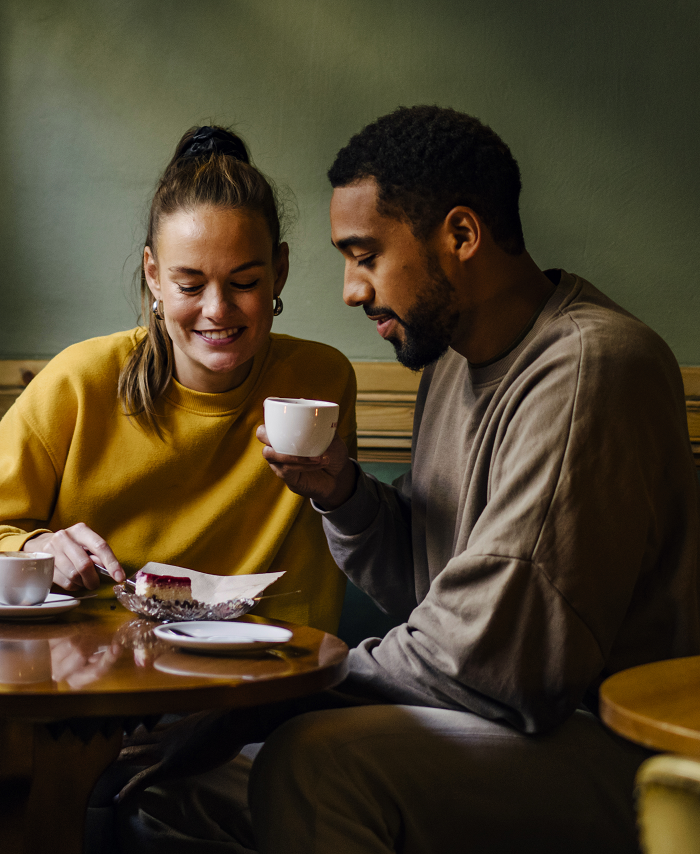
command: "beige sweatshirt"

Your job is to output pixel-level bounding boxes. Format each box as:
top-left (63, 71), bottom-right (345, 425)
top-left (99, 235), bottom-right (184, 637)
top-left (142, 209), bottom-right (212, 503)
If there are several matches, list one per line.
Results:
top-left (321, 271), bottom-right (700, 733)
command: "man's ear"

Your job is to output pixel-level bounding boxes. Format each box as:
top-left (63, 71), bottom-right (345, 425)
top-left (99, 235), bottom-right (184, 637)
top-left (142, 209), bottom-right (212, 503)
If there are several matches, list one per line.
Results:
top-left (143, 246), bottom-right (161, 297)
top-left (443, 207), bottom-right (481, 262)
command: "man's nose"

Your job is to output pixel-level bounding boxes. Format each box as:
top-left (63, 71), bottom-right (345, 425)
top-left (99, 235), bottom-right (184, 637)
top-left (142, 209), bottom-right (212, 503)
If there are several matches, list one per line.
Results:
top-left (343, 270), bottom-right (374, 307)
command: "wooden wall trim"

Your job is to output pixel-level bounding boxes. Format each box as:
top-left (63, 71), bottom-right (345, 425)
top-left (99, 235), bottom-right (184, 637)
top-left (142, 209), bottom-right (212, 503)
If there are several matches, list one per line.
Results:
top-left (1, 360), bottom-right (699, 466)
top-left (0, 360), bottom-right (50, 424)
top-left (0, 360), bottom-right (49, 388)
top-left (681, 367), bottom-right (700, 398)
top-left (353, 362), bottom-right (419, 463)
top-left (682, 367), bottom-right (700, 467)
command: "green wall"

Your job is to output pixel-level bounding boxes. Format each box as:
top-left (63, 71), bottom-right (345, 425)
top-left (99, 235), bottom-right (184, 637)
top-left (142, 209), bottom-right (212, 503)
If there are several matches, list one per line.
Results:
top-left (2, 0), bottom-right (699, 363)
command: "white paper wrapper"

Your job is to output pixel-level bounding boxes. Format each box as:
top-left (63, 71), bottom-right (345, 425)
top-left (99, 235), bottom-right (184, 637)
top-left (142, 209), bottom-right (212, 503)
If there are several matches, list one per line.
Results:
top-left (114, 562), bottom-right (285, 623)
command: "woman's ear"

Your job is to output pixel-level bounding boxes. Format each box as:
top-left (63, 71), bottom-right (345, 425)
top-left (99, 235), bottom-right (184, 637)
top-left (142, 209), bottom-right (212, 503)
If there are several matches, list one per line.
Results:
top-left (144, 246), bottom-right (161, 297)
top-left (444, 207), bottom-right (481, 262)
top-left (273, 242), bottom-right (290, 297)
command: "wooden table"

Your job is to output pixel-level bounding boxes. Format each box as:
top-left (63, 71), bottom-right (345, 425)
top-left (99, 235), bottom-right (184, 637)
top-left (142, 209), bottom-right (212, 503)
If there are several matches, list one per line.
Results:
top-left (0, 599), bottom-right (348, 854)
top-left (600, 656), bottom-right (700, 756)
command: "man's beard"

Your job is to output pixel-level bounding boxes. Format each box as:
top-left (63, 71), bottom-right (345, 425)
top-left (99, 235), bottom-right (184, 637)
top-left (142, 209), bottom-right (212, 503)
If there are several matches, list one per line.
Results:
top-left (371, 254), bottom-right (459, 372)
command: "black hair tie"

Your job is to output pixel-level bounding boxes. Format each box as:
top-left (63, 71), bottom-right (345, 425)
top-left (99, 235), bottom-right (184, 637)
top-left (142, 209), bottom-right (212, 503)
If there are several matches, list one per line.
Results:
top-left (181, 126), bottom-right (249, 163)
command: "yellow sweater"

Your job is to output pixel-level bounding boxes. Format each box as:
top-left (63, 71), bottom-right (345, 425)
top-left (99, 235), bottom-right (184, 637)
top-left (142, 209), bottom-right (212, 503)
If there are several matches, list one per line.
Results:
top-left (0, 330), bottom-right (357, 633)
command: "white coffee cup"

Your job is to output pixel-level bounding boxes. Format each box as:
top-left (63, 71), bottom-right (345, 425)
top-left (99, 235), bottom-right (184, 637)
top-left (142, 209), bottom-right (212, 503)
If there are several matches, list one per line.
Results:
top-left (0, 552), bottom-right (54, 606)
top-left (264, 398), bottom-right (340, 457)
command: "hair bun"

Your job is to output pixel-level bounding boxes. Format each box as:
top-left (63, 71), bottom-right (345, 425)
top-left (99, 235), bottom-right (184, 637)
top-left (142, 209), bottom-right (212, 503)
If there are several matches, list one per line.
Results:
top-left (180, 126), bottom-right (249, 163)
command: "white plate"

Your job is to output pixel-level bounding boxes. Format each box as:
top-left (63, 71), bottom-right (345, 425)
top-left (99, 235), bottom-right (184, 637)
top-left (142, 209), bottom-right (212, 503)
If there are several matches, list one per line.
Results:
top-left (153, 621), bottom-right (293, 654)
top-left (0, 593), bottom-right (81, 621)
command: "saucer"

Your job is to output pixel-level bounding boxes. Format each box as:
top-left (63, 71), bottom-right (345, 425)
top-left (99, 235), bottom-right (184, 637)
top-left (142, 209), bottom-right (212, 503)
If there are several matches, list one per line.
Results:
top-left (0, 593), bottom-right (81, 621)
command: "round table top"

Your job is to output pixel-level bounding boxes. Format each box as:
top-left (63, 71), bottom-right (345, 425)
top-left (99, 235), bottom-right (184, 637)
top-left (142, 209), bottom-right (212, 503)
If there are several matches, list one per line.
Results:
top-left (600, 656), bottom-right (700, 756)
top-left (0, 598), bottom-right (348, 720)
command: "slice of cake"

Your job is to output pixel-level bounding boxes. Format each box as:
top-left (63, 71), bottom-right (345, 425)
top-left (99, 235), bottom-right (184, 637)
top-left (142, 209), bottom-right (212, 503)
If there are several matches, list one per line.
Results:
top-left (134, 570), bottom-right (193, 604)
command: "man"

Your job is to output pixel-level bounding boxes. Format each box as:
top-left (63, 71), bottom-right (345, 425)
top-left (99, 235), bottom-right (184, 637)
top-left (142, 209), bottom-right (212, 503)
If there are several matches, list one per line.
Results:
top-left (121, 106), bottom-right (699, 853)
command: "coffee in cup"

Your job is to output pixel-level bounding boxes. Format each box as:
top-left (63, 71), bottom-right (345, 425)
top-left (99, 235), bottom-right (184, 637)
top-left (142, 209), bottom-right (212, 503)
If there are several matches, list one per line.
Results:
top-left (0, 552), bottom-right (54, 606)
top-left (264, 398), bottom-right (340, 457)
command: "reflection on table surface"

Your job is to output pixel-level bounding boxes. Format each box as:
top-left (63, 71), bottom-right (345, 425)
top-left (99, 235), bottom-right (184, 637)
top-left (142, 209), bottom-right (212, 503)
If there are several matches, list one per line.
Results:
top-left (0, 599), bottom-right (348, 717)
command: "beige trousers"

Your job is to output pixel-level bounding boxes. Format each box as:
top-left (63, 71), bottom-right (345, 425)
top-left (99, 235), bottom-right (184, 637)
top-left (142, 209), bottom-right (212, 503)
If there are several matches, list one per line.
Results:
top-left (117, 706), bottom-right (649, 854)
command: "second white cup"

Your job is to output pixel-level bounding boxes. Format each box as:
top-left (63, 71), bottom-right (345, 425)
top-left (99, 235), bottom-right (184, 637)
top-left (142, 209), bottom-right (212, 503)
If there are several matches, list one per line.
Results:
top-left (0, 552), bottom-right (54, 606)
top-left (264, 398), bottom-right (340, 457)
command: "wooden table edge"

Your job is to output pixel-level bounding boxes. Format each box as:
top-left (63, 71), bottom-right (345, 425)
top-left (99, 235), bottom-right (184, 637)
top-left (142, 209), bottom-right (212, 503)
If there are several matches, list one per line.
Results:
top-left (0, 655), bottom-right (349, 719)
top-left (600, 658), bottom-right (700, 758)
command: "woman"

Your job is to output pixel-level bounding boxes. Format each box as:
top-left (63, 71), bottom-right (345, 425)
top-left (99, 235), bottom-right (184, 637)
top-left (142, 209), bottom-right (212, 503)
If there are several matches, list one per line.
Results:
top-left (0, 126), bottom-right (356, 633)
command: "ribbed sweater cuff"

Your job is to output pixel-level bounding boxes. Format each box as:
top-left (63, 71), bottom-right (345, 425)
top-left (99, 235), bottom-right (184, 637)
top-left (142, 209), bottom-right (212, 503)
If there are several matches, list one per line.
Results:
top-left (311, 461), bottom-right (382, 536)
top-left (0, 529), bottom-right (53, 553)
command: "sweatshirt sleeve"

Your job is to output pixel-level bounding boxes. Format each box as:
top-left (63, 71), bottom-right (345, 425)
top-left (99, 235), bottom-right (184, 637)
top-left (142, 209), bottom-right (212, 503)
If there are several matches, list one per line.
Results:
top-left (322, 317), bottom-right (700, 734)
top-left (320, 465), bottom-right (417, 619)
top-left (0, 344), bottom-right (85, 551)
top-left (0, 400), bottom-right (59, 550)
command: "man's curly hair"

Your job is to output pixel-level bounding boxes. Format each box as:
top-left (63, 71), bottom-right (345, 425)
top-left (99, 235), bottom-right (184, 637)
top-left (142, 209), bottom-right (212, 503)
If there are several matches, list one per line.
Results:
top-left (328, 105), bottom-right (525, 255)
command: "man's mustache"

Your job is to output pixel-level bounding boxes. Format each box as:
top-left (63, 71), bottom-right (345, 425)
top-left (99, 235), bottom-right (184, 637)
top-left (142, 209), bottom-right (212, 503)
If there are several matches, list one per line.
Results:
top-left (363, 305), bottom-right (407, 328)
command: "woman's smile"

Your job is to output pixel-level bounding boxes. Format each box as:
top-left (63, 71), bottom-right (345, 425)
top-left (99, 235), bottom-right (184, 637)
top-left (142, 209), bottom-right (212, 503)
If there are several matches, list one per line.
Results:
top-left (195, 327), bottom-right (244, 343)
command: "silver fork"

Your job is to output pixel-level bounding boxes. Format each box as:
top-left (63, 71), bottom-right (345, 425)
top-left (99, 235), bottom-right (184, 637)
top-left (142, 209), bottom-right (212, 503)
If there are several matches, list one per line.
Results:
top-left (94, 563), bottom-right (137, 592)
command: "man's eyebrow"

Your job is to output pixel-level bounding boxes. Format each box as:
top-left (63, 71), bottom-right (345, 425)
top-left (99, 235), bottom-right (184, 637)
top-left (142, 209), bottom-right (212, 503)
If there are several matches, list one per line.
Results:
top-left (167, 261), bottom-right (265, 275)
top-left (332, 235), bottom-right (376, 251)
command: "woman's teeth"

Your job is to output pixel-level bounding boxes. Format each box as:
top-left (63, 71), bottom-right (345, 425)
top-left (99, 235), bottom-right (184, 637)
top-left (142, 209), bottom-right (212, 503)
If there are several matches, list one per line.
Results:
top-left (200, 328), bottom-right (238, 340)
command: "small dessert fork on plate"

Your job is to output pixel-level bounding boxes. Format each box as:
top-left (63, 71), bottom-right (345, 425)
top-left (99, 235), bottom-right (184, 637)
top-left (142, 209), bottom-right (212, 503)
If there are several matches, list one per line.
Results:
top-left (165, 626), bottom-right (259, 641)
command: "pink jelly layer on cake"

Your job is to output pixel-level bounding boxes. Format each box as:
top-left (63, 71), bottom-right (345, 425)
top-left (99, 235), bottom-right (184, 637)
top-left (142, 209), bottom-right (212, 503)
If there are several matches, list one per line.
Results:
top-left (134, 571), bottom-right (193, 603)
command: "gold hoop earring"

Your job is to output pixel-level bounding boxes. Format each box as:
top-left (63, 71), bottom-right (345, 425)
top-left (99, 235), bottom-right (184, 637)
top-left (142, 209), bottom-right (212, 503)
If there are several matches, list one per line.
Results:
top-left (273, 296), bottom-right (283, 317)
top-left (152, 299), bottom-right (164, 320)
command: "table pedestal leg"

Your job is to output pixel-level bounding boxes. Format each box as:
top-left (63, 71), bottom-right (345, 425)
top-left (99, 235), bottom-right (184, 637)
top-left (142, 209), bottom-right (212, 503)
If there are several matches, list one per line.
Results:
top-left (0, 720), bottom-right (32, 854)
top-left (0, 719), bottom-right (123, 854)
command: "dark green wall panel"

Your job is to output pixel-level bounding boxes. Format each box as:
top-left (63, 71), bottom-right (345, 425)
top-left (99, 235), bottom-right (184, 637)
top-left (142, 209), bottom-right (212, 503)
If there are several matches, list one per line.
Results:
top-left (2, 1), bottom-right (698, 362)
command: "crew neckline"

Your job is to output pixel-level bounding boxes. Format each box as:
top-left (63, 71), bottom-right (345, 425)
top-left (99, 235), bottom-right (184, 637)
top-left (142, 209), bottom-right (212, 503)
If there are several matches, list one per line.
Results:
top-left (162, 336), bottom-right (272, 415)
top-left (468, 269), bottom-right (576, 386)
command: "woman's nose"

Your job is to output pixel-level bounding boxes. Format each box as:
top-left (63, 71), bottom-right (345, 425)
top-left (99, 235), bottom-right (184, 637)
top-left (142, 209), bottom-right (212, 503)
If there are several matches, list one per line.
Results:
top-left (203, 287), bottom-right (234, 319)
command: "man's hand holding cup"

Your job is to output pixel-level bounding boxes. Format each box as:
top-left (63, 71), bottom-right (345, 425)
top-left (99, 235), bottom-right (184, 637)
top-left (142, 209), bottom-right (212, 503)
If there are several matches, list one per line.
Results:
top-left (258, 398), bottom-right (357, 509)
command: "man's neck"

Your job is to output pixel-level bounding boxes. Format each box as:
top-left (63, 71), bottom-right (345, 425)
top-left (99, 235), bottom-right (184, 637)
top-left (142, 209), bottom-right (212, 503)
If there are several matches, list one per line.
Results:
top-left (451, 252), bottom-right (557, 364)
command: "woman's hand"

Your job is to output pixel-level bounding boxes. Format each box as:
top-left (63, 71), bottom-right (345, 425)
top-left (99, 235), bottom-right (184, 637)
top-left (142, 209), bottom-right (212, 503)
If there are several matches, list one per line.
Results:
top-left (257, 426), bottom-right (357, 510)
top-left (49, 634), bottom-right (122, 688)
top-left (23, 523), bottom-right (125, 591)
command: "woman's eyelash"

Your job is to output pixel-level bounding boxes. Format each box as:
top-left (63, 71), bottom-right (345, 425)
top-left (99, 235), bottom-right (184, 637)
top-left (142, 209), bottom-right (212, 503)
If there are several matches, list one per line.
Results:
top-left (174, 280), bottom-right (259, 293)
